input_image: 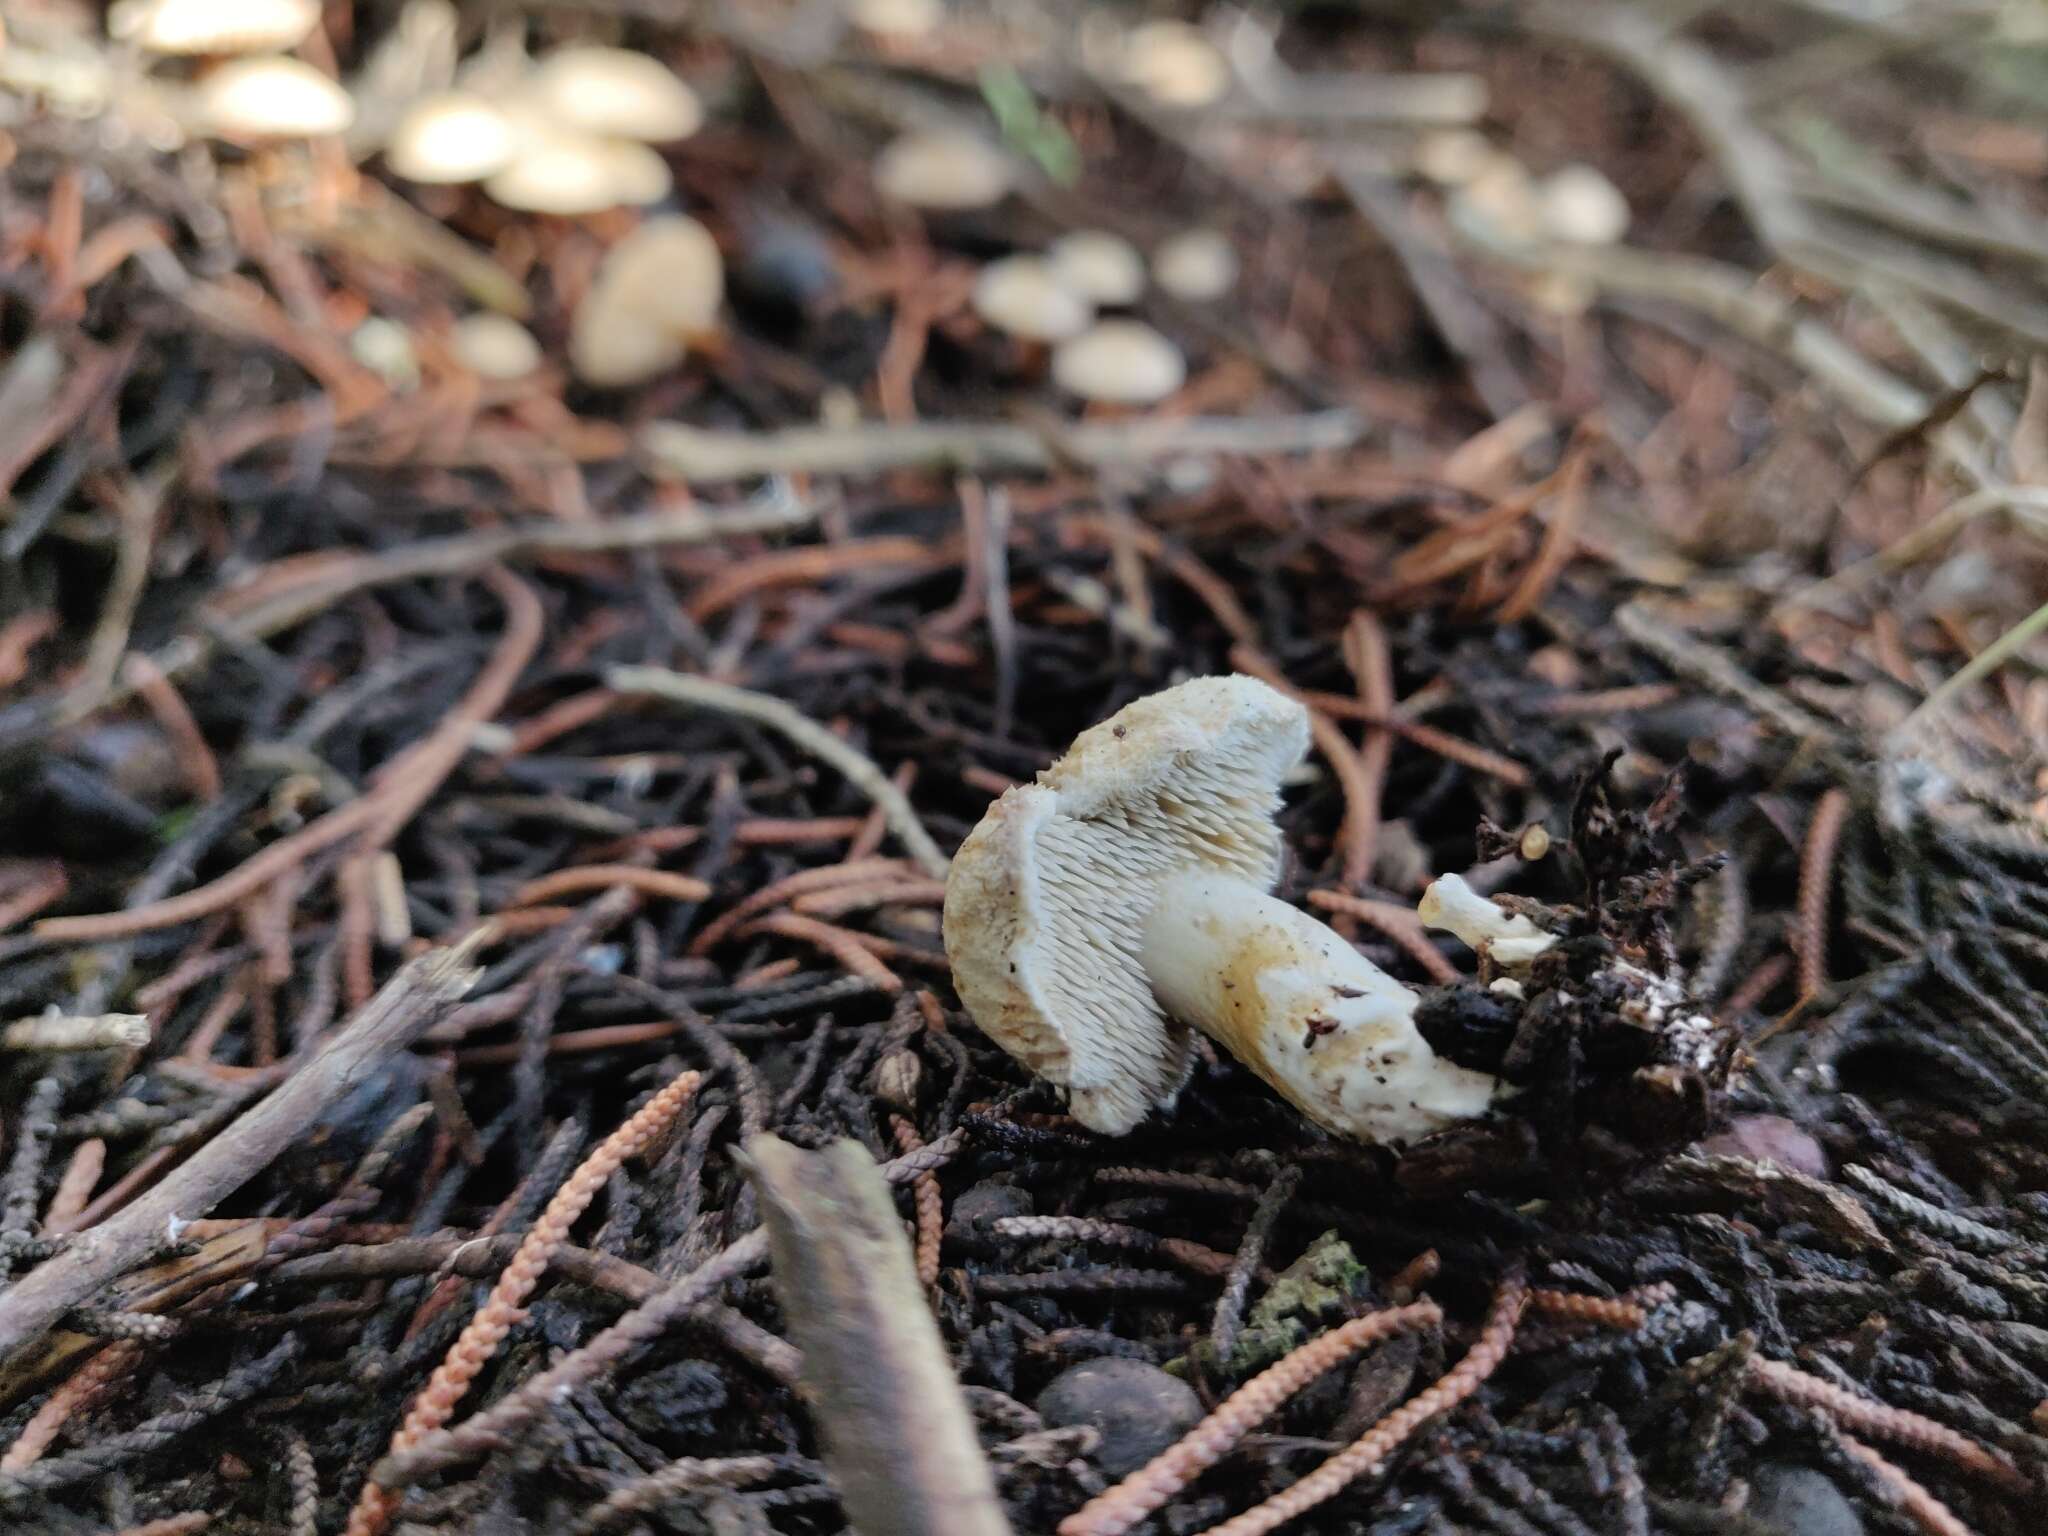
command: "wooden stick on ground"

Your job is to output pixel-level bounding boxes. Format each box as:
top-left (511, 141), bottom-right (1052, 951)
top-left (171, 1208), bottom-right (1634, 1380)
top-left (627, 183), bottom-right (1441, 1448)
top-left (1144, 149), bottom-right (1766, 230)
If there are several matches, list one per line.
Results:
top-left (0, 942), bottom-right (481, 1367)
top-left (741, 1135), bottom-right (1011, 1536)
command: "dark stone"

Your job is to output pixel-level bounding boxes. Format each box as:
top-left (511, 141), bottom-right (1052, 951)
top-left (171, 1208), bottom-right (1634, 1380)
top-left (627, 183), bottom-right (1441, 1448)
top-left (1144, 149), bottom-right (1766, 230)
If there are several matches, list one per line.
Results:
top-left (1036, 1358), bottom-right (1202, 1478)
top-left (1747, 1463), bottom-right (1863, 1536)
top-left (945, 1179), bottom-right (1033, 1242)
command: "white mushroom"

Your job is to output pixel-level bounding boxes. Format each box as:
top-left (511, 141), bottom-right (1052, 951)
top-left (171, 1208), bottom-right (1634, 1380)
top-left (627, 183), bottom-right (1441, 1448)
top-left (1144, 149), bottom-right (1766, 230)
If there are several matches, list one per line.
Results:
top-left (350, 317), bottom-right (418, 390)
top-left (1413, 128), bottom-right (1494, 187)
top-left (523, 46), bottom-right (703, 143)
top-left (873, 130), bottom-right (1016, 210)
top-left (450, 313), bottom-right (543, 379)
top-left (1151, 229), bottom-right (1237, 302)
top-left (943, 676), bottom-right (1508, 1140)
top-left (1051, 321), bottom-right (1186, 405)
top-left (1447, 155), bottom-right (1543, 246)
top-left (1538, 163), bottom-right (1631, 246)
top-left (197, 57), bottom-right (355, 140)
top-left (847, 0), bottom-right (944, 39)
top-left (971, 256), bottom-right (1094, 342)
top-left (1116, 20), bottom-right (1232, 109)
top-left (1048, 230), bottom-right (1146, 307)
top-left (1418, 873), bottom-right (1558, 968)
top-left (483, 128), bottom-right (670, 214)
top-left (385, 91), bottom-right (517, 184)
top-left (569, 214), bottom-right (724, 386)
top-left (110, 0), bottom-right (321, 55)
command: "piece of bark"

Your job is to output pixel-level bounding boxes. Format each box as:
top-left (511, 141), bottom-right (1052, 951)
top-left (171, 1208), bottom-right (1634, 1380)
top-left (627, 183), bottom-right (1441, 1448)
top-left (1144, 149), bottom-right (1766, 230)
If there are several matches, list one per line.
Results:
top-left (0, 942), bottom-right (480, 1366)
top-left (741, 1135), bottom-right (1011, 1536)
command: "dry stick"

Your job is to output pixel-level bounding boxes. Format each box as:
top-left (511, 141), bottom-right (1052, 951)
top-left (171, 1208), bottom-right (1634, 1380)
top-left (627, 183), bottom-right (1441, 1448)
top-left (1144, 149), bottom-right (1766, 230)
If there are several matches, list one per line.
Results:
top-left (568, 1455), bottom-right (789, 1536)
top-left (608, 665), bottom-right (950, 878)
top-left (0, 943), bottom-right (480, 1365)
top-left (639, 412), bottom-right (1363, 480)
top-left (1187, 1272), bottom-right (1529, 1536)
top-left (509, 866), bottom-right (713, 906)
top-left (1797, 788), bottom-right (1852, 1000)
top-left (0, 1339), bottom-right (140, 1470)
top-left (1837, 1432), bottom-right (1976, 1536)
top-left (1746, 1357), bottom-right (2026, 1493)
top-left (1058, 1300), bottom-right (1445, 1536)
top-left (743, 1135), bottom-right (1011, 1536)
top-left (1342, 612), bottom-right (1397, 887)
top-left (373, 1130), bottom-right (969, 1488)
top-left (345, 1070), bottom-right (704, 1536)
top-left (36, 569), bottom-right (542, 943)
top-left (1306, 891), bottom-right (1461, 984)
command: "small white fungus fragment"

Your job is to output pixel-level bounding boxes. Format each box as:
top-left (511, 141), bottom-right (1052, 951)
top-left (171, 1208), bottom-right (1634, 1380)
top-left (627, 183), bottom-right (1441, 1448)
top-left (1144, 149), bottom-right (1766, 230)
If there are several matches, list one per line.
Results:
top-left (1418, 873), bottom-right (1557, 967)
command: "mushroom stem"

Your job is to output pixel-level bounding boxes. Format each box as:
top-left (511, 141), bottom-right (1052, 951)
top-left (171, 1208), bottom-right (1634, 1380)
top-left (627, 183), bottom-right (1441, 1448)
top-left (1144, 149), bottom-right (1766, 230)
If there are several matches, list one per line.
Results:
top-left (1142, 871), bottom-right (1504, 1145)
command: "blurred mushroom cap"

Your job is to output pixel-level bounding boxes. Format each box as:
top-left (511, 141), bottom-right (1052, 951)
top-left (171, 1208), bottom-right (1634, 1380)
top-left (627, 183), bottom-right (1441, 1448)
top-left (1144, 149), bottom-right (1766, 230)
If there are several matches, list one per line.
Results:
top-left (1048, 230), bottom-right (1146, 307)
top-left (484, 128), bottom-right (670, 213)
top-left (1151, 228), bottom-right (1238, 302)
top-left (1414, 128), bottom-right (1494, 186)
top-left (873, 129), bottom-right (1016, 210)
top-left (198, 56), bottom-right (355, 139)
top-left (847, 0), bottom-right (944, 38)
top-left (1052, 321), bottom-right (1186, 404)
top-left (450, 314), bottom-right (543, 380)
top-left (1538, 163), bottom-right (1631, 245)
top-left (111, 0), bottom-right (321, 55)
top-left (1449, 154), bottom-right (1543, 245)
top-left (971, 256), bottom-right (1094, 342)
top-left (1117, 20), bottom-right (1231, 108)
top-left (525, 46), bottom-right (703, 143)
top-left (570, 214), bottom-right (724, 386)
top-left (385, 91), bottom-right (517, 184)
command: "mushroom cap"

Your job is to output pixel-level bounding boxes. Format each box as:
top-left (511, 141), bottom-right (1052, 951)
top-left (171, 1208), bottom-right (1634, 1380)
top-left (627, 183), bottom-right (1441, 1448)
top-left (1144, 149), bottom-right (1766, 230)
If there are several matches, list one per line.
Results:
top-left (873, 129), bottom-right (1016, 210)
top-left (847, 0), bottom-right (944, 38)
top-left (569, 214), bottom-right (724, 385)
top-left (1051, 320), bottom-right (1186, 405)
top-left (970, 256), bottom-right (1094, 342)
top-left (198, 57), bottom-right (355, 140)
top-left (111, 0), bottom-right (321, 56)
top-left (385, 91), bottom-right (517, 184)
top-left (942, 675), bottom-right (1311, 1133)
top-left (450, 313), bottom-right (543, 379)
top-left (1538, 163), bottom-right (1630, 245)
top-left (524, 46), bottom-right (703, 143)
top-left (1116, 19), bottom-right (1232, 108)
top-left (1151, 228), bottom-right (1238, 302)
top-left (1048, 230), bottom-right (1146, 307)
top-left (483, 129), bottom-right (671, 214)
top-left (1413, 128), bottom-right (1494, 187)
top-left (1448, 155), bottom-right (1543, 245)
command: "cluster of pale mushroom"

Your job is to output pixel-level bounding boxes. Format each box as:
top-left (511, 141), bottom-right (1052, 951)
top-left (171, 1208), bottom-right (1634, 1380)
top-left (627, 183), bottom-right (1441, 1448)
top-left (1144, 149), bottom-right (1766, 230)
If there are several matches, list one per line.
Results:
top-left (943, 676), bottom-right (1557, 1144)
top-left (105, 0), bottom-right (352, 142)
top-left (871, 128), bottom-right (1237, 409)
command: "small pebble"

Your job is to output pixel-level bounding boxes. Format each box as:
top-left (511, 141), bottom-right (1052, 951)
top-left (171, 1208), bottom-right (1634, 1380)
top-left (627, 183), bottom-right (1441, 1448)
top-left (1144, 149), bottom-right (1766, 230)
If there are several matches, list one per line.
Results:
top-left (1036, 1357), bottom-right (1202, 1477)
top-left (946, 1179), bottom-right (1033, 1241)
top-left (1746, 1463), bottom-right (1864, 1536)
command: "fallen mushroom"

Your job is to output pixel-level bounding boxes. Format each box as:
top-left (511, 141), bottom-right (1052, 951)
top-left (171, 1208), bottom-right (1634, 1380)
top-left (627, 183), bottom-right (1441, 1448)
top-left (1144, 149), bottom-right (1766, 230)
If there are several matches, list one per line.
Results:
top-left (1048, 230), bottom-right (1147, 307)
top-left (522, 46), bottom-right (703, 143)
top-left (197, 56), bottom-right (355, 140)
top-left (943, 675), bottom-right (1508, 1140)
top-left (873, 129), bottom-right (1016, 211)
top-left (569, 214), bottom-right (724, 386)
top-left (971, 256), bottom-right (1094, 343)
top-left (1051, 320), bottom-right (1186, 406)
top-left (110, 0), bottom-right (321, 55)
